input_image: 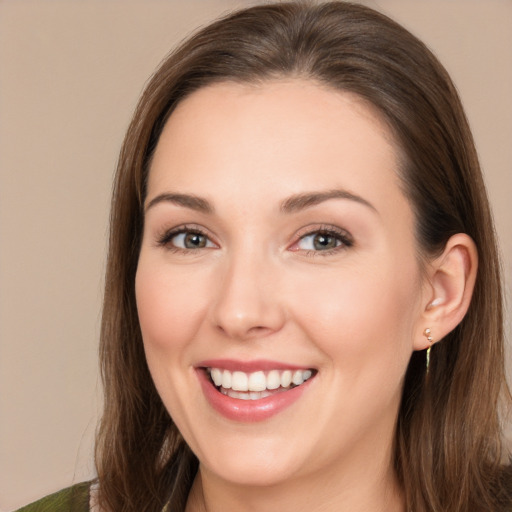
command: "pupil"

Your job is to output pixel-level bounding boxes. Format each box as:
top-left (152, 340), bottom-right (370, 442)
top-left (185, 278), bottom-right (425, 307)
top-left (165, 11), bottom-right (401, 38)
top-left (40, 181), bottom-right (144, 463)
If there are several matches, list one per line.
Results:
top-left (185, 233), bottom-right (206, 248)
top-left (313, 234), bottom-right (336, 250)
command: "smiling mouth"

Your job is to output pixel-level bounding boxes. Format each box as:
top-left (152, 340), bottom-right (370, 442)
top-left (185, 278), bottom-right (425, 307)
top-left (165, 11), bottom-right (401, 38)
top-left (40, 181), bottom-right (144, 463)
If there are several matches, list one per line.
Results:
top-left (205, 367), bottom-right (317, 401)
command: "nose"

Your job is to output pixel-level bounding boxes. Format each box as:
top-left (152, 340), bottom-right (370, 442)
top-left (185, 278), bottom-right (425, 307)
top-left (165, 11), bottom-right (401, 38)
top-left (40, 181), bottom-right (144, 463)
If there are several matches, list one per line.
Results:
top-left (210, 249), bottom-right (286, 341)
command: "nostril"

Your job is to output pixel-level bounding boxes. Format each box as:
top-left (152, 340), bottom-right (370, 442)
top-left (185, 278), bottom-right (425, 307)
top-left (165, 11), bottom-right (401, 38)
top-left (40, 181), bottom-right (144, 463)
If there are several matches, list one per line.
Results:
top-left (214, 317), bottom-right (279, 340)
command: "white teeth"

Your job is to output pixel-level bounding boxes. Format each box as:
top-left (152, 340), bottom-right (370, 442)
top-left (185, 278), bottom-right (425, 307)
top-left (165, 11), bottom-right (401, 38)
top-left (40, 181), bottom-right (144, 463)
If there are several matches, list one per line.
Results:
top-left (221, 369), bottom-right (232, 389)
top-left (248, 371), bottom-right (267, 392)
top-left (267, 370), bottom-right (281, 390)
top-left (223, 389), bottom-right (274, 400)
top-left (231, 371), bottom-right (248, 391)
top-left (210, 368), bottom-right (223, 386)
top-left (208, 367), bottom-right (314, 393)
top-left (292, 369), bottom-right (304, 385)
top-left (280, 370), bottom-right (292, 388)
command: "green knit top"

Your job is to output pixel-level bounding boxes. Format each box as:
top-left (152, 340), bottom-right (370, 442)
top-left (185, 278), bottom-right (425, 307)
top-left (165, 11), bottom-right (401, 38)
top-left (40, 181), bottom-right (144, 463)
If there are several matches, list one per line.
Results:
top-left (15, 482), bottom-right (90, 512)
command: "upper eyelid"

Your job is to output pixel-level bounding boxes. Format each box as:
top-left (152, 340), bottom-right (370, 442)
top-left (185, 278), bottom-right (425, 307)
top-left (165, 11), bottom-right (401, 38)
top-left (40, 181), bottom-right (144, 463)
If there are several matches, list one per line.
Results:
top-left (157, 224), bottom-right (214, 245)
top-left (294, 224), bottom-right (353, 241)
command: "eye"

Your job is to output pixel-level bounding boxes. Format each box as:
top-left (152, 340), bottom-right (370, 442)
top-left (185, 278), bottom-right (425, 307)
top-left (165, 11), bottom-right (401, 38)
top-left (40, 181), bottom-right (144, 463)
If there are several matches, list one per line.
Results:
top-left (172, 232), bottom-right (214, 249)
top-left (291, 226), bottom-right (353, 254)
top-left (298, 232), bottom-right (341, 251)
top-left (158, 226), bottom-right (216, 251)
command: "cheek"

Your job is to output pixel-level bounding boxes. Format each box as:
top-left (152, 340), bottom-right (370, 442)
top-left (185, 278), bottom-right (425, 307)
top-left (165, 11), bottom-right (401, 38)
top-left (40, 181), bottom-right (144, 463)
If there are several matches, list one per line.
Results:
top-left (135, 260), bottom-right (208, 357)
top-left (290, 257), bottom-right (420, 369)
top-left (134, 259), bottom-right (212, 435)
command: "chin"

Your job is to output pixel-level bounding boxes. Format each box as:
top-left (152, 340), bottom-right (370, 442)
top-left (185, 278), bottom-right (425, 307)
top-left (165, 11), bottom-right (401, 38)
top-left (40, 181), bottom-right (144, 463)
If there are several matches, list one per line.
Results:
top-left (204, 457), bottom-right (300, 487)
top-left (194, 435), bottom-right (309, 487)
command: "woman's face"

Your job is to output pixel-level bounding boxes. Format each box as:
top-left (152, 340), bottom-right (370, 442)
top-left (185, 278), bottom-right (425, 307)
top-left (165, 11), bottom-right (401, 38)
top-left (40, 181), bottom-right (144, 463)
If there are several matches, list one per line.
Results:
top-left (136, 80), bottom-right (428, 487)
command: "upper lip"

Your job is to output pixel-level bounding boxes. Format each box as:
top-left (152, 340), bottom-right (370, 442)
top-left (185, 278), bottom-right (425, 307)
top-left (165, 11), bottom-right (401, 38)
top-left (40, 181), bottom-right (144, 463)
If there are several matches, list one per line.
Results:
top-left (196, 359), bottom-right (314, 373)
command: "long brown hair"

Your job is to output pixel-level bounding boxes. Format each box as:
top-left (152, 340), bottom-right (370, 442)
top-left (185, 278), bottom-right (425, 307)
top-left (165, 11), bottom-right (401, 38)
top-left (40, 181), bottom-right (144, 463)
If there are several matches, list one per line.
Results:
top-left (95, 2), bottom-right (511, 511)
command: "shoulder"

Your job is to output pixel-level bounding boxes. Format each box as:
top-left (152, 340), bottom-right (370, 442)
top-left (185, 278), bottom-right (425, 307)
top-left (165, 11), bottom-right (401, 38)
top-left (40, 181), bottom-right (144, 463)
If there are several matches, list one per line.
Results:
top-left (15, 481), bottom-right (91, 512)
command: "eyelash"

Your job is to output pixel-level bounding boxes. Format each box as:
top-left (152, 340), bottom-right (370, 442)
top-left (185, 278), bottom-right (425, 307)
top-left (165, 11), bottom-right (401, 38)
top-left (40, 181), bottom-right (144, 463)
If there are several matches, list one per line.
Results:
top-left (156, 224), bottom-right (353, 256)
top-left (157, 225), bottom-right (214, 254)
top-left (292, 225), bottom-right (353, 257)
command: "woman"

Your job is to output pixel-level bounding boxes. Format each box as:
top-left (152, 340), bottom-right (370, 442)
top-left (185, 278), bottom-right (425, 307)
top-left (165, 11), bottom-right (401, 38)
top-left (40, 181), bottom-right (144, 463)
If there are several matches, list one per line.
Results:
top-left (17, 1), bottom-right (511, 511)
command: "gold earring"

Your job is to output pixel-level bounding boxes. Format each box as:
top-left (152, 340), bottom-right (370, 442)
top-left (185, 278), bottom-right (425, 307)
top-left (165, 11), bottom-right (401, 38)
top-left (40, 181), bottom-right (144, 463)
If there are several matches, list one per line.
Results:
top-left (423, 328), bottom-right (433, 371)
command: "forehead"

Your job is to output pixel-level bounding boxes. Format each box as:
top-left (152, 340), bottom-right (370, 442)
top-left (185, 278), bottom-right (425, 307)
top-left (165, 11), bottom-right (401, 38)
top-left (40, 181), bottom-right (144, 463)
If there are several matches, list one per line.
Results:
top-left (147, 79), bottom-right (407, 219)
top-left (156, 80), bottom-right (395, 160)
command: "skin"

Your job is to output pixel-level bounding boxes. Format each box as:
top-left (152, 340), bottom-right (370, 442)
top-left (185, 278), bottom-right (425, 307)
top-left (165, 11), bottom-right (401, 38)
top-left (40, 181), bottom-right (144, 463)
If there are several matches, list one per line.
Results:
top-left (135, 80), bottom-right (436, 512)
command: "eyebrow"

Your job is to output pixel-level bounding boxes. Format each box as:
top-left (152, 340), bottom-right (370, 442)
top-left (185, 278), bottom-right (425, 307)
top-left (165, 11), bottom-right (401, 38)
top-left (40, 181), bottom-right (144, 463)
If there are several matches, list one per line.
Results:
top-left (144, 188), bottom-right (377, 215)
top-left (280, 189), bottom-right (377, 214)
top-left (145, 193), bottom-right (214, 214)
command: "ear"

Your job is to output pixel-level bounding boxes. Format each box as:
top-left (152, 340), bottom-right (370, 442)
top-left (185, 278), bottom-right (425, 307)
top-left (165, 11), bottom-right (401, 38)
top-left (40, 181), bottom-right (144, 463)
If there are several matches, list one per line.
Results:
top-left (413, 233), bottom-right (478, 351)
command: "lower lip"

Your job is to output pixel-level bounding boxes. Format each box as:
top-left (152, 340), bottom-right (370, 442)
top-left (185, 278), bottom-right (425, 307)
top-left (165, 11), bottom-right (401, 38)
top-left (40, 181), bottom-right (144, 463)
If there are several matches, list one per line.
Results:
top-left (197, 370), bottom-right (313, 422)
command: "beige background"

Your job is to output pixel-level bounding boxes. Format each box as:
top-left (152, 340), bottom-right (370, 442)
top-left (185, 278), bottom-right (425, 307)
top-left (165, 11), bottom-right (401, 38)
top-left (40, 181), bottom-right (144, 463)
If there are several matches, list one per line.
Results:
top-left (0, 1), bottom-right (511, 510)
